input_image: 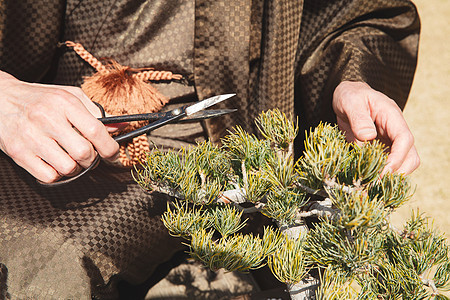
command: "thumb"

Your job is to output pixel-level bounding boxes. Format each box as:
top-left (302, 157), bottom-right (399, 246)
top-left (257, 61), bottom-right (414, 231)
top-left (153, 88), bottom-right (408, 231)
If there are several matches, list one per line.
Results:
top-left (350, 113), bottom-right (377, 142)
top-left (333, 81), bottom-right (378, 142)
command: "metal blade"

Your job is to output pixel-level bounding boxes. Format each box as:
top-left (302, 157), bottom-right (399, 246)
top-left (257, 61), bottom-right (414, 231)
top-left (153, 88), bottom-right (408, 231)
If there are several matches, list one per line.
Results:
top-left (185, 94), bottom-right (235, 116)
top-left (180, 109), bottom-right (237, 122)
top-left (99, 109), bottom-right (237, 124)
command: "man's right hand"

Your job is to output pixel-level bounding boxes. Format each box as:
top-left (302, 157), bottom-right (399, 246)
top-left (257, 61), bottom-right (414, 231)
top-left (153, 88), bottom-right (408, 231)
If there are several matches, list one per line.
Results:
top-left (0, 71), bottom-right (119, 183)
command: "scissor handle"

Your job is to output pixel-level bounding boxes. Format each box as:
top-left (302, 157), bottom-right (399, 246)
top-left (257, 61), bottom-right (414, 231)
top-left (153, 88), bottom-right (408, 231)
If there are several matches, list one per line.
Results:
top-left (113, 106), bottom-right (186, 143)
top-left (36, 155), bottom-right (101, 187)
top-left (37, 102), bottom-right (106, 187)
top-left (38, 105), bottom-right (186, 187)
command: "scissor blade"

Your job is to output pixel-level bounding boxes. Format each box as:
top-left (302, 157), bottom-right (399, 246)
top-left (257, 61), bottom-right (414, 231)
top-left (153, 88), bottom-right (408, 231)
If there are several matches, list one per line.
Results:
top-left (99, 109), bottom-right (236, 124)
top-left (181, 109), bottom-right (237, 122)
top-left (185, 94), bottom-right (235, 116)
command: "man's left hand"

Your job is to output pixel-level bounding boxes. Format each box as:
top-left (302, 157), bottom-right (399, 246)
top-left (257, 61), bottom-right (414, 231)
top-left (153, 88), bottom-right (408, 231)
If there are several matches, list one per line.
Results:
top-left (332, 81), bottom-right (420, 175)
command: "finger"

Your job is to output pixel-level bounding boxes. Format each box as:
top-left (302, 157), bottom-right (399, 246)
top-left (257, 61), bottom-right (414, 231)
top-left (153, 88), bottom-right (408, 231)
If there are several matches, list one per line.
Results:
top-left (47, 86), bottom-right (126, 134)
top-left (347, 110), bottom-right (377, 142)
top-left (56, 85), bottom-right (104, 117)
top-left (65, 104), bottom-right (119, 160)
top-left (383, 128), bottom-right (415, 172)
top-left (28, 83), bottom-right (96, 112)
top-left (395, 145), bottom-right (420, 175)
top-left (51, 86), bottom-right (123, 147)
top-left (105, 122), bottom-right (129, 133)
top-left (336, 117), bottom-right (363, 145)
top-left (370, 97), bottom-right (414, 173)
top-left (21, 99), bottom-right (99, 169)
top-left (333, 84), bottom-right (377, 142)
top-left (52, 123), bottom-right (99, 168)
top-left (15, 152), bottom-right (61, 183)
top-left (36, 138), bottom-right (83, 177)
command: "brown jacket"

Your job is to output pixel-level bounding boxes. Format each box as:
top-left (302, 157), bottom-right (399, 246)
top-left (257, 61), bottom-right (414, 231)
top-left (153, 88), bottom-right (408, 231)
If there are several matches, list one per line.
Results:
top-left (1, 0), bottom-right (419, 144)
top-left (0, 1), bottom-right (419, 298)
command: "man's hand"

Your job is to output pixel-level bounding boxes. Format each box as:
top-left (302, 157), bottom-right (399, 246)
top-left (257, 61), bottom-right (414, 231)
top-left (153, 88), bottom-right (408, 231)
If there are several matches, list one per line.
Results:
top-left (0, 71), bottom-right (120, 183)
top-left (332, 81), bottom-right (420, 175)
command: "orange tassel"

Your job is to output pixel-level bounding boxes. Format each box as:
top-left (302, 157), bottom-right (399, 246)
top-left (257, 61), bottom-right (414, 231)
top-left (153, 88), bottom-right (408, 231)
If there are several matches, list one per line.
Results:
top-left (64, 41), bottom-right (182, 167)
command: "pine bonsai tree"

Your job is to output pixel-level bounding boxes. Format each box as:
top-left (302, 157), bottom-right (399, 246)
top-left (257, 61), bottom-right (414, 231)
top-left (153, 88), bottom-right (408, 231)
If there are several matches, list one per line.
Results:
top-left (134, 109), bottom-right (450, 299)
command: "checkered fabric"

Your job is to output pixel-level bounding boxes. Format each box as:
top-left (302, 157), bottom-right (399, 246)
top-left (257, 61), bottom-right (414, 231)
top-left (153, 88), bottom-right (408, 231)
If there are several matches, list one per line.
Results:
top-left (197, 0), bottom-right (303, 143)
top-left (0, 0), bottom-right (420, 298)
top-left (193, 0), bottom-right (253, 143)
top-left (293, 0), bottom-right (420, 148)
top-left (255, 0), bottom-right (303, 124)
top-left (0, 153), bottom-right (184, 299)
top-left (0, 0), bottom-right (65, 82)
top-left (55, 0), bottom-right (196, 100)
top-left (198, 0), bottom-right (419, 146)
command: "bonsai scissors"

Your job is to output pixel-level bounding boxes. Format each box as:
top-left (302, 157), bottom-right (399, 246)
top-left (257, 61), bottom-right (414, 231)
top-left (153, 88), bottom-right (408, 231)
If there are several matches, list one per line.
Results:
top-left (39, 93), bottom-right (236, 187)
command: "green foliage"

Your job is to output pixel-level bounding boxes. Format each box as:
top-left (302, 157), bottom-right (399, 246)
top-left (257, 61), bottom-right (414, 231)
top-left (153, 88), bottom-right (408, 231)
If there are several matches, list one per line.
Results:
top-left (161, 201), bottom-right (213, 238)
top-left (383, 213), bottom-right (449, 285)
top-left (212, 205), bottom-right (247, 237)
top-left (339, 140), bottom-right (387, 185)
top-left (255, 109), bottom-right (298, 150)
top-left (298, 123), bottom-right (388, 189)
top-left (261, 226), bottom-right (286, 256)
top-left (222, 125), bottom-right (272, 171)
top-left (306, 219), bottom-right (383, 274)
top-left (298, 123), bottom-right (351, 189)
top-left (312, 212), bottom-right (450, 299)
top-left (260, 153), bottom-right (308, 224)
top-left (330, 189), bottom-right (386, 231)
top-left (244, 168), bottom-right (272, 203)
top-left (262, 188), bottom-right (306, 225)
top-left (358, 260), bottom-right (428, 299)
top-left (263, 153), bottom-right (300, 189)
top-left (315, 267), bottom-right (359, 300)
top-left (368, 172), bottom-right (413, 209)
top-left (189, 229), bottom-right (266, 272)
top-left (435, 262), bottom-right (450, 291)
top-left (135, 142), bottom-right (233, 204)
top-left (268, 236), bottom-right (308, 284)
top-left (134, 149), bottom-right (182, 191)
top-left (135, 109), bottom-right (450, 299)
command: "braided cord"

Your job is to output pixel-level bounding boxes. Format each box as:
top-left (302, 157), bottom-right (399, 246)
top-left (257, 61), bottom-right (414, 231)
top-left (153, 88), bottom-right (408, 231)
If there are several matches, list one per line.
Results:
top-left (65, 41), bottom-right (108, 73)
top-left (133, 70), bottom-right (183, 81)
top-left (65, 40), bottom-right (184, 81)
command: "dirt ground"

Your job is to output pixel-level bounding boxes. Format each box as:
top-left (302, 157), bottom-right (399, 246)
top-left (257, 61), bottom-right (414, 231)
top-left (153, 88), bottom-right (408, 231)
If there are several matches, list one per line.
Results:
top-left (146, 1), bottom-right (450, 298)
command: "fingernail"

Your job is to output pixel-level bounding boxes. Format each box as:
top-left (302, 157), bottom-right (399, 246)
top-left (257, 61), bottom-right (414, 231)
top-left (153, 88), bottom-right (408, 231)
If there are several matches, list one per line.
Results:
top-left (357, 128), bottom-right (376, 141)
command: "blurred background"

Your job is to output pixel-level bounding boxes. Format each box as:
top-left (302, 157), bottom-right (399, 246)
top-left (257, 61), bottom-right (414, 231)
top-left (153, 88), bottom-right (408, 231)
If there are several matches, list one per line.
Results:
top-left (391, 0), bottom-right (450, 239)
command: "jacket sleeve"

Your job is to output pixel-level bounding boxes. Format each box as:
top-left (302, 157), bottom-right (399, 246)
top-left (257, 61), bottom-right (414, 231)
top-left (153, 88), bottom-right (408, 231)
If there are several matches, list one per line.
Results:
top-left (294, 0), bottom-right (420, 132)
top-left (0, 0), bottom-right (66, 82)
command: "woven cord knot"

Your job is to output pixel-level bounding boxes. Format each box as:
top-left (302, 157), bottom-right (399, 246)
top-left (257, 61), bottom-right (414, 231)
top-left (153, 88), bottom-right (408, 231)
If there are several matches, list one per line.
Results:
top-left (63, 40), bottom-right (183, 168)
